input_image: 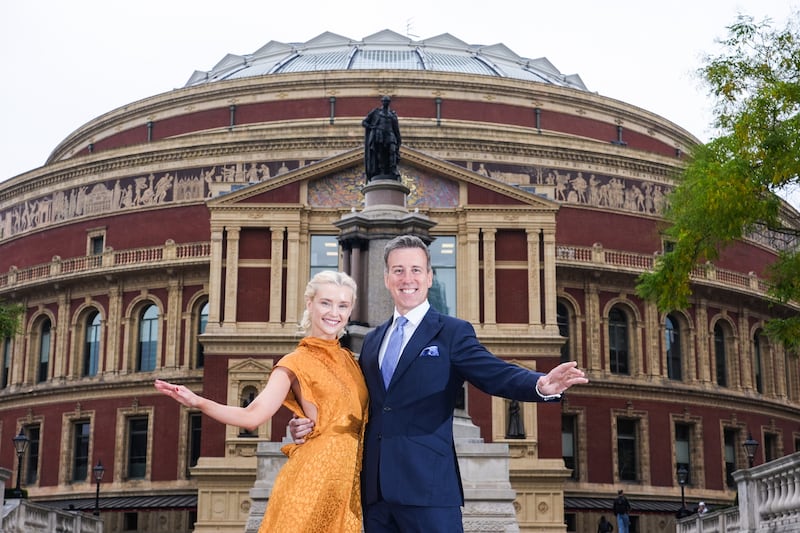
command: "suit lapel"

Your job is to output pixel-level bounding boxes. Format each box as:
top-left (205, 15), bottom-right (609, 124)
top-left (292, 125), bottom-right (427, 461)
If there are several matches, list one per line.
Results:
top-left (363, 319), bottom-right (392, 393)
top-left (390, 308), bottom-right (443, 385)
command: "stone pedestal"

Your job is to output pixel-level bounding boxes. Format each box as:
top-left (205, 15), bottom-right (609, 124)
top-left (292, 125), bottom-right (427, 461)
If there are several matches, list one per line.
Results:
top-left (334, 178), bottom-right (435, 327)
top-left (455, 410), bottom-right (521, 532)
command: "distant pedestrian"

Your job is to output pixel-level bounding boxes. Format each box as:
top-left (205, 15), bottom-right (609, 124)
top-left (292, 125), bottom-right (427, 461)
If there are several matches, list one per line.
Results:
top-left (598, 515), bottom-right (614, 533)
top-left (613, 489), bottom-right (631, 533)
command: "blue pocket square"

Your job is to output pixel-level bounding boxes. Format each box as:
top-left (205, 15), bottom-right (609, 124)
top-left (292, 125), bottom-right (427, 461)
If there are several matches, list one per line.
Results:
top-left (420, 346), bottom-right (440, 357)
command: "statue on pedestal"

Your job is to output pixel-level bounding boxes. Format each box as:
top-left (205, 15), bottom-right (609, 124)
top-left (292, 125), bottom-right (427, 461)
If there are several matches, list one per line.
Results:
top-left (362, 96), bottom-right (402, 181)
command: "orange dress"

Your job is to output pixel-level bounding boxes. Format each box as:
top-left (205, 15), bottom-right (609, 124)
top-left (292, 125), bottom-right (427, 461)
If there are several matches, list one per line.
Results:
top-left (258, 336), bottom-right (368, 533)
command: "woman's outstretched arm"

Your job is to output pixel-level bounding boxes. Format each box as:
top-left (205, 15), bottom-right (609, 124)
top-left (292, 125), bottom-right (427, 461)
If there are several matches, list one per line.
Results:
top-left (154, 367), bottom-right (293, 431)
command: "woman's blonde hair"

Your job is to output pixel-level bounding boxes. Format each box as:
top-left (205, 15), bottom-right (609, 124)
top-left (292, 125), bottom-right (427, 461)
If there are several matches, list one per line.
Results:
top-left (299, 270), bottom-right (357, 337)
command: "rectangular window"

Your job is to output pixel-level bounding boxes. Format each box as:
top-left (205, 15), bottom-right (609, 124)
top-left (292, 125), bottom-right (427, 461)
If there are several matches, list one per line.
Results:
top-left (724, 428), bottom-right (737, 488)
top-left (90, 235), bottom-right (105, 255)
top-left (127, 417), bottom-right (148, 479)
top-left (562, 414), bottom-right (578, 480)
top-left (764, 433), bottom-right (778, 463)
top-left (72, 421), bottom-right (90, 482)
top-left (429, 236), bottom-right (456, 317)
top-left (188, 413), bottom-right (202, 476)
top-left (24, 425), bottom-right (41, 485)
top-left (310, 235), bottom-right (339, 278)
top-left (123, 512), bottom-right (138, 531)
top-left (675, 423), bottom-right (691, 484)
top-left (617, 418), bottom-right (638, 481)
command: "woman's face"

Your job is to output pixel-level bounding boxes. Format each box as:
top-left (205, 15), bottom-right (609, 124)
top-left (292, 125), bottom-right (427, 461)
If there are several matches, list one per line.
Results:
top-left (306, 283), bottom-right (354, 340)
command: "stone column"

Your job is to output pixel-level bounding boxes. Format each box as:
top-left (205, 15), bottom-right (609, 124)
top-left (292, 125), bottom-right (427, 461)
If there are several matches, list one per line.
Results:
top-left (269, 228), bottom-right (284, 326)
top-left (284, 225), bottom-right (301, 327)
top-left (526, 230), bottom-right (542, 327)
top-left (223, 227), bottom-right (240, 328)
top-left (541, 228), bottom-right (558, 329)
top-left (164, 276), bottom-right (182, 369)
top-left (482, 228), bottom-right (497, 326)
top-left (207, 228), bottom-right (224, 325)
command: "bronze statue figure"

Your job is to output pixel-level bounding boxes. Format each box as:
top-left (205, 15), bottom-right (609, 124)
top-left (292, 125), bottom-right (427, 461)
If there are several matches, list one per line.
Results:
top-left (362, 96), bottom-right (402, 181)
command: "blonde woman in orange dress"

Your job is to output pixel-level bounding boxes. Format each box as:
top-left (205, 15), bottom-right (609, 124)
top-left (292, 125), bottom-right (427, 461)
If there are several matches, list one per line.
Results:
top-left (155, 270), bottom-right (367, 532)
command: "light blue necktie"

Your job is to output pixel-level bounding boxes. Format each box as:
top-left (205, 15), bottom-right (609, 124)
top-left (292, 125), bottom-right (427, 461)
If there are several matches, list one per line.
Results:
top-left (381, 316), bottom-right (408, 387)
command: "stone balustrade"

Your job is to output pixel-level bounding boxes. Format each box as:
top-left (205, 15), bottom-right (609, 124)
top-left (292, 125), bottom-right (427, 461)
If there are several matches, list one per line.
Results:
top-left (677, 452), bottom-right (800, 532)
top-left (2, 499), bottom-right (103, 533)
top-left (0, 240), bottom-right (211, 293)
top-left (0, 241), bottom-right (778, 304)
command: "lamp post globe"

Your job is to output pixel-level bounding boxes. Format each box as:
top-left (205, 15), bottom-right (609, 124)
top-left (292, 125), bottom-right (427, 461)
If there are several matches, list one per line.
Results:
top-left (676, 465), bottom-right (689, 518)
top-left (93, 460), bottom-right (105, 516)
top-left (12, 429), bottom-right (29, 499)
top-left (743, 433), bottom-right (759, 468)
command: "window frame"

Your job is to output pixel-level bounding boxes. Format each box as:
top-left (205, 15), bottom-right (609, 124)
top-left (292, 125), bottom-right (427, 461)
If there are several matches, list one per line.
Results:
top-left (136, 304), bottom-right (160, 372)
top-left (71, 420), bottom-right (91, 482)
top-left (37, 317), bottom-right (52, 383)
top-left (714, 322), bottom-right (729, 387)
top-left (665, 314), bottom-right (683, 381)
top-left (2, 336), bottom-right (11, 388)
top-left (115, 406), bottom-right (154, 482)
top-left (82, 310), bottom-right (102, 377)
top-left (608, 307), bottom-right (630, 375)
top-left (22, 423), bottom-right (42, 487)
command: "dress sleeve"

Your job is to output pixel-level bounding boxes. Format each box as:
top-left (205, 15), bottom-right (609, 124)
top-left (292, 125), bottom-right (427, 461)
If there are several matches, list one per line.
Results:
top-left (275, 351), bottom-right (309, 418)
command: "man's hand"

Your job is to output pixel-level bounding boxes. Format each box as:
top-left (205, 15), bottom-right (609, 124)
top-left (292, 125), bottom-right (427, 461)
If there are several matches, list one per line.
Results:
top-left (288, 417), bottom-right (315, 444)
top-left (537, 361), bottom-right (588, 396)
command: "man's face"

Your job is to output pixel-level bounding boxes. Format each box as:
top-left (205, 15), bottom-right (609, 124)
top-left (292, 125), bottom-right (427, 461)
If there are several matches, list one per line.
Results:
top-left (384, 246), bottom-right (433, 315)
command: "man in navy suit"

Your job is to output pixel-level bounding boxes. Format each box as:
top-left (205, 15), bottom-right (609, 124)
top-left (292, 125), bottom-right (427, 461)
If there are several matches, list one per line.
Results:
top-left (292, 234), bottom-right (587, 532)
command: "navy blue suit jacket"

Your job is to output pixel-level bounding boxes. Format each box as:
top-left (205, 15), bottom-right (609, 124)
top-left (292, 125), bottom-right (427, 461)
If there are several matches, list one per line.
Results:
top-left (359, 307), bottom-right (553, 508)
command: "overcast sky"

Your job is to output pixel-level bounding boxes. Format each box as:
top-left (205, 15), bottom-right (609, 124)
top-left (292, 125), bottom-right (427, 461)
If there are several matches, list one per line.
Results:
top-left (1, 1), bottom-right (798, 202)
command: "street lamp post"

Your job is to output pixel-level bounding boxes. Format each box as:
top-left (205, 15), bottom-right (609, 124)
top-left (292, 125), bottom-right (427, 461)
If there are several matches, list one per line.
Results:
top-left (743, 433), bottom-right (759, 468)
top-left (12, 429), bottom-right (29, 499)
top-left (676, 465), bottom-right (689, 518)
top-left (93, 460), bottom-right (105, 516)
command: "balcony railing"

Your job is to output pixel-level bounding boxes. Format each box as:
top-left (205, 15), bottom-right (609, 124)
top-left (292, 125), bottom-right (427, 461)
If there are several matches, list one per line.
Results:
top-left (555, 243), bottom-right (779, 301)
top-left (0, 241), bottom-right (788, 306)
top-left (0, 240), bottom-right (211, 293)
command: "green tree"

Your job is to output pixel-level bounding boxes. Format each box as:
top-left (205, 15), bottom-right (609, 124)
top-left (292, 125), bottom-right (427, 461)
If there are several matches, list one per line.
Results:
top-left (636, 12), bottom-right (800, 351)
top-left (0, 300), bottom-right (23, 340)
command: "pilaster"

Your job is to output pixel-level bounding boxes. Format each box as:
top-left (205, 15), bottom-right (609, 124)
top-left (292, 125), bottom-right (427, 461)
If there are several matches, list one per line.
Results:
top-left (482, 228), bottom-right (497, 326)
top-left (223, 227), bottom-right (240, 328)
top-left (526, 230), bottom-right (542, 327)
top-left (269, 228), bottom-right (284, 325)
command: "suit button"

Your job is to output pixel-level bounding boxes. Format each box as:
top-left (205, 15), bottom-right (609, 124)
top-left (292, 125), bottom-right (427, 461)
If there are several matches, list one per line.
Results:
top-left (383, 407), bottom-right (391, 412)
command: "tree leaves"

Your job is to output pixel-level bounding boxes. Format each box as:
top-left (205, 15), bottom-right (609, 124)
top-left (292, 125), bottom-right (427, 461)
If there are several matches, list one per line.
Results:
top-left (636, 11), bottom-right (800, 351)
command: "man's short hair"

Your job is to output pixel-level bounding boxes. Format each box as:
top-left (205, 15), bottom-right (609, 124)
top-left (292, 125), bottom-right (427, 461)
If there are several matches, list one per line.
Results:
top-left (383, 235), bottom-right (431, 271)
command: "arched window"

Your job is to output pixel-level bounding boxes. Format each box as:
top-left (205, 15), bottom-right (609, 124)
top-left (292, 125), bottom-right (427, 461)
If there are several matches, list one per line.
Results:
top-left (83, 311), bottom-right (101, 377)
top-left (196, 301), bottom-right (209, 369)
top-left (137, 305), bottom-right (159, 372)
top-left (2, 337), bottom-right (11, 389)
top-left (753, 330), bottom-right (764, 394)
top-left (714, 323), bottom-right (727, 387)
top-left (666, 314), bottom-right (682, 380)
top-left (557, 301), bottom-right (571, 363)
top-left (38, 319), bottom-right (51, 383)
top-left (608, 307), bottom-right (629, 375)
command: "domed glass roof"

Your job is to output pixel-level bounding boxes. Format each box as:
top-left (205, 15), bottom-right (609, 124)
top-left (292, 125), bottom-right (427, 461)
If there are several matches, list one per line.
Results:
top-left (184, 29), bottom-right (588, 91)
